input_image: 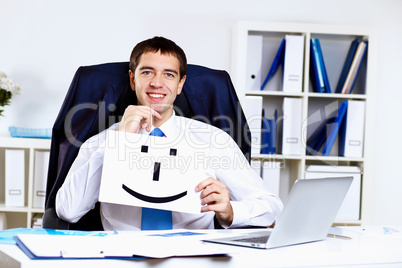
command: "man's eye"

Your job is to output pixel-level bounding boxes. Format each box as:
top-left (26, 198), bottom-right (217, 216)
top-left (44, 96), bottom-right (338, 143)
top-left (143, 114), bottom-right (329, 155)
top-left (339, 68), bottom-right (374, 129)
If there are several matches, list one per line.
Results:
top-left (142, 71), bottom-right (152, 75)
top-left (165, 73), bottom-right (174, 78)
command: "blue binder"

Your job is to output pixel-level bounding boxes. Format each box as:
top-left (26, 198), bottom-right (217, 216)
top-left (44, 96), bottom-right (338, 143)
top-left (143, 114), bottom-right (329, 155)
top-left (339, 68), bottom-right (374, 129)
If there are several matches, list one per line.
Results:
top-left (261, 39), bottom-right (285, 90)
top-left (348, 41), bottom-right (368, 94)
top-left (310, 38), bottom-right (331, 93)
top-left (306, 116), bottom-right (336, 156)
top-left (338, 101), bottom-right (349, 156)
top-left (310, 39), bottom-right (324, 93)
top-left (261, 109), bottom-right (277, 154)
top-left (315, 39), bottom-right (331, 93)
top-left (321, 101), bottom-right (348, 156)
top-left (335, 38), bottom-right (359, 93)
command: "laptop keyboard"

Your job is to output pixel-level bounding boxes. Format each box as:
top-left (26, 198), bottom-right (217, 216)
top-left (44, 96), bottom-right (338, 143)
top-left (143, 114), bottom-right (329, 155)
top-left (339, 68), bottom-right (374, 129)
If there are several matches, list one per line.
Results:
top-left (233, 235), bottom-right (270, 244)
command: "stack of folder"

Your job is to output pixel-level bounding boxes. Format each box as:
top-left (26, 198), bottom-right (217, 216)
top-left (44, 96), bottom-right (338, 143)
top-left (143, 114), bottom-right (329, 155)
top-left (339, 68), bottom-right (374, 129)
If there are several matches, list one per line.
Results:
top-left (310, 38), bottom-right (368, 94)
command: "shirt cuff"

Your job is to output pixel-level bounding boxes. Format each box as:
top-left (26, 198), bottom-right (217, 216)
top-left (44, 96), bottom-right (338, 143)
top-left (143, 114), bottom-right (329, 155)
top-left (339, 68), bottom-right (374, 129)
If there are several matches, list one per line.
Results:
top-left (222, 201), bottom-right (250, 229)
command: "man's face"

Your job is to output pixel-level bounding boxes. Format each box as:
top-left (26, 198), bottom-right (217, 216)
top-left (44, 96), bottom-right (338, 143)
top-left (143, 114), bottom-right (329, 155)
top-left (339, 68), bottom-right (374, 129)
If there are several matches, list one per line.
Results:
top-left (130, 50), bottom-right (186, 119)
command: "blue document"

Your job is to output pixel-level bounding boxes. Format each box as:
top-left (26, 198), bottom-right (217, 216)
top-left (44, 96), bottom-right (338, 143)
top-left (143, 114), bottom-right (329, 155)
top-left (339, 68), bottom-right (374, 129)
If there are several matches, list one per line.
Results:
top-left (0, 228), bottom-right (109, 245)
top-left (14, 235), bottom-right (144, 260)
top-left (261, 38), bottom-right (285, 90)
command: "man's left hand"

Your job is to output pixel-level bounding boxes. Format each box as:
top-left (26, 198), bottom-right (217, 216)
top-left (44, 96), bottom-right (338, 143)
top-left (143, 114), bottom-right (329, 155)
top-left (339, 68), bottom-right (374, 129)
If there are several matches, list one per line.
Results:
top-left (195, 177), bottom-right (233, 227)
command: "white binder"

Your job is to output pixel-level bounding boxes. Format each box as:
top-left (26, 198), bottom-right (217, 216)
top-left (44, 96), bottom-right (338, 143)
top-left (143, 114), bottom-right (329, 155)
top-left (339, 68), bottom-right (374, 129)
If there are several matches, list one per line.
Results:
top-left (246, 35), bottom-right (263, 91)
top-left (5, 149), bottom-right (25, 207)
top-left (340, 100), bottom-right (365, 158)
top-left (261, 161), bottom-right (281, 197)
top-left (33, 151), bottom-right (50, 208)
top-left (241, 96), bottom-right (263, 156)
top-left (282, 35), bottom-right (304, 93)
top-left (282, 97), bottom-right (302, 155)
top-left (305, 165), bottom-right (361, 221)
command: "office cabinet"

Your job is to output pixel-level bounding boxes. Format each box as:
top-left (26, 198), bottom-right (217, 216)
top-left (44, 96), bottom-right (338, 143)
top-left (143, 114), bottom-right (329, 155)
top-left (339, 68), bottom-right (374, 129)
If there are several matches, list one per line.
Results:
top-left (231, 21), bottom-right (377, 225)
top-left (0, 137), bottom-right (50, 229)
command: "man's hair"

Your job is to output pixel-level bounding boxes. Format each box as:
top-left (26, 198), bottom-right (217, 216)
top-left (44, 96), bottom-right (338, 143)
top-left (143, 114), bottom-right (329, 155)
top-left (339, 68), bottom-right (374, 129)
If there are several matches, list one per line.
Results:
top-left (129, 36), bottom-right (187, 79)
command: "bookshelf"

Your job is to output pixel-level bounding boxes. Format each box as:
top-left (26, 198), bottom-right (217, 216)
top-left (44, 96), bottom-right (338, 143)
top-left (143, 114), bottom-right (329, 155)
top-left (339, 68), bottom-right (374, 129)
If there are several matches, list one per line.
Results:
top-left (0, 137), bottom-right (50, 229)
top-left (231, 21), bottom-right (377, 225)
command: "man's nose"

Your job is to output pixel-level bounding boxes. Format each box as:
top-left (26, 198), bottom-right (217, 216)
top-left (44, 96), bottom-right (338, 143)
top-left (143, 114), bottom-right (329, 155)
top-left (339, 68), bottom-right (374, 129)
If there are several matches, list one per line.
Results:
top-left (150, 75), bottom-right (163, 87)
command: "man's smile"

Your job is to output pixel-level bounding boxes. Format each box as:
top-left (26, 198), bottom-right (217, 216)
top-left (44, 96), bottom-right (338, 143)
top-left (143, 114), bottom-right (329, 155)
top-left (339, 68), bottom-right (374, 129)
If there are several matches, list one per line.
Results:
top-left (147, 93), bottom-right (166, 99)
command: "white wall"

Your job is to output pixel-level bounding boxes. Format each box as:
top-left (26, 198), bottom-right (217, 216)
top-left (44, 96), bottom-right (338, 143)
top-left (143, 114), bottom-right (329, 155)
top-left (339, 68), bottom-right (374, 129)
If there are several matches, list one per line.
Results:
top-left (1, 0), bottom-right (401, 225)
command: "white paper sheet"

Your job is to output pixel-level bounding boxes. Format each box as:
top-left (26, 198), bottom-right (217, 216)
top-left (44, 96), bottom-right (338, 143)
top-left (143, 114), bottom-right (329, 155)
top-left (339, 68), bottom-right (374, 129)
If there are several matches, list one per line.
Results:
top-left (99, 131), bottom-right (208, 214)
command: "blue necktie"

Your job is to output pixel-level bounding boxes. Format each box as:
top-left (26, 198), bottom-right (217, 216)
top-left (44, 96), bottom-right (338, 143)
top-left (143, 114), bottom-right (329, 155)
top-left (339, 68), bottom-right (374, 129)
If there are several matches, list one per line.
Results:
top-left (141, 128), bottom-right (173, 230)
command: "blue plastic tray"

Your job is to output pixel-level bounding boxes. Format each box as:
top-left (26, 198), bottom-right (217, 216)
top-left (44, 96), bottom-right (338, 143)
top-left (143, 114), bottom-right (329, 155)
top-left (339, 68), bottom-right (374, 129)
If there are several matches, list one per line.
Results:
top-left (9, 126), bottom-right (51, 139)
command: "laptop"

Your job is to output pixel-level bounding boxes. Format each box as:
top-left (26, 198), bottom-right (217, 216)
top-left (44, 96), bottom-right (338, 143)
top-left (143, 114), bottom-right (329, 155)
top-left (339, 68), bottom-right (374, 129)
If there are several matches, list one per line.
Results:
top-left (204, 176), bottom-right (353, 249)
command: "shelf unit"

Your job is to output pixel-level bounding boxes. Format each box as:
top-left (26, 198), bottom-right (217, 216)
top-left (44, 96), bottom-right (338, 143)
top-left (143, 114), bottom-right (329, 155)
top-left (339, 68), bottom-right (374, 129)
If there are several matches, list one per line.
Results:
top-left (0, 137), bottom-right (51, 229)
top-left (231, 21), bottom-right (377, 225)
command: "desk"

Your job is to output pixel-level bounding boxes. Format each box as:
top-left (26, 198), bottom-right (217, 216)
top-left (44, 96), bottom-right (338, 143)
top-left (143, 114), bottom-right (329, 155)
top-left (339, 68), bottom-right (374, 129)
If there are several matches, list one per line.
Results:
top-left (1, 226), bottom-right (402, 268)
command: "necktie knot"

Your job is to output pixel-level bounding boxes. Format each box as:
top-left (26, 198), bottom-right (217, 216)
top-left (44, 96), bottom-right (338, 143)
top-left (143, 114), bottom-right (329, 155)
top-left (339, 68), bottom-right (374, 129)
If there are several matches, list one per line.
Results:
top-left (149, 128), bottom-right (165, 137)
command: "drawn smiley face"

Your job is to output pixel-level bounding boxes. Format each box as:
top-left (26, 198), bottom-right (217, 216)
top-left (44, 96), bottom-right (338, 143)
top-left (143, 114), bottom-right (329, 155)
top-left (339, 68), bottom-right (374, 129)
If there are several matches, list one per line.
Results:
top-left (99, 131), bottom-right (208, 214)
top-left (122, 144), bottom-right (187, 204)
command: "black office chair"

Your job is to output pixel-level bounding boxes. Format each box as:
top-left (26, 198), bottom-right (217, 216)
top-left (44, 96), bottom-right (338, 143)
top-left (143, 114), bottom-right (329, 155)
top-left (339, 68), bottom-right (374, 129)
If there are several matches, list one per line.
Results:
top-left (43, 62), bottom-right (251, 230)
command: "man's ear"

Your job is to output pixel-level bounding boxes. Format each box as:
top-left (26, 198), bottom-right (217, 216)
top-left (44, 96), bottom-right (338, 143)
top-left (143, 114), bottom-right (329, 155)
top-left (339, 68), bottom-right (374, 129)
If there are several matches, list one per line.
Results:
top-left (129, 70), bottom-right (135, 91)
top-left (177, 75), bottom-right (186, 95)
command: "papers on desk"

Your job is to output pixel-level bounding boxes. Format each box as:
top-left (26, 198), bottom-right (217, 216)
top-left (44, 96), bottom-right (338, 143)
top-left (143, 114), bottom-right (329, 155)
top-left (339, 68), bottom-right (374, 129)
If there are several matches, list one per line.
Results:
top-left (15, 230), bottom-right (232, 259)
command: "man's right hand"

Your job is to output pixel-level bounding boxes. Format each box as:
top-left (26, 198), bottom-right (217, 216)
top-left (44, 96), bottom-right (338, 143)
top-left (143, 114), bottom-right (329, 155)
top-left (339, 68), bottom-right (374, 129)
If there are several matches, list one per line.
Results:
top-left (116, 105), bottom-right (163, 133)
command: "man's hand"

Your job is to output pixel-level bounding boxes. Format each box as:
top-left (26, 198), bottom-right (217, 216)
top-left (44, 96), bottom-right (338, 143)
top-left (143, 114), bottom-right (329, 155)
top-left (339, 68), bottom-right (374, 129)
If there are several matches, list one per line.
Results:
top-left (196, 177), bottom-right (233, 227)
top-left (117, 105), bottom-right (162, 133)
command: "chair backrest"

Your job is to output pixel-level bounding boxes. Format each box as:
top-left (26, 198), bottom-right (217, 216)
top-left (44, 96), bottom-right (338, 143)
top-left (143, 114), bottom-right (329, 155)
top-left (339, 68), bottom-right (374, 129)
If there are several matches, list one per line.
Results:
top-left (45, 62), bottom-right (251, 230)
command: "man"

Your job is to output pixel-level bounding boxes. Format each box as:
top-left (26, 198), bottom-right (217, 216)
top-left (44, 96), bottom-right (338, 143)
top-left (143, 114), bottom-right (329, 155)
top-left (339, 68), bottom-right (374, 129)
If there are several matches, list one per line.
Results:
top-left (56, 36), bottom-right (283, 230)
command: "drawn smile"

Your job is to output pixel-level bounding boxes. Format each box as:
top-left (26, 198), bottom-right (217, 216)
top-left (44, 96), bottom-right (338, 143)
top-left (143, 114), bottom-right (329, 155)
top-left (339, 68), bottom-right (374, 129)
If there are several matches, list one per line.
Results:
top-left (122, 184), bottom-right (187, 203)
top-left (122, 145), bottom-right (186, 203)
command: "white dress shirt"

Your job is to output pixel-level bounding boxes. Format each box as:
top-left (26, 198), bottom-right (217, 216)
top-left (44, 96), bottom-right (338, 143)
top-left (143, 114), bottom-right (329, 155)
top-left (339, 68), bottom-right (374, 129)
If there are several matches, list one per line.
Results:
top-left (56, 113), bottom-right (283, 230)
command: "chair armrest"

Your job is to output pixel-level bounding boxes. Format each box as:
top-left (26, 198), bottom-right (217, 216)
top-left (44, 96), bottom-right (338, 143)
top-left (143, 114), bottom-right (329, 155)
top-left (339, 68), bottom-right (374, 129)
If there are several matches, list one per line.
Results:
top-left (42, 207), bottom-right (70, 230)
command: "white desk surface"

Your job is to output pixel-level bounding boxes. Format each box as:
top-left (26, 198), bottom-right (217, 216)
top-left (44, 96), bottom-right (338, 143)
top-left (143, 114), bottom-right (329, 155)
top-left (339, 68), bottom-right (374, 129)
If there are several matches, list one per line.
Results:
top-left (1, 226), bottom-right (402, 268)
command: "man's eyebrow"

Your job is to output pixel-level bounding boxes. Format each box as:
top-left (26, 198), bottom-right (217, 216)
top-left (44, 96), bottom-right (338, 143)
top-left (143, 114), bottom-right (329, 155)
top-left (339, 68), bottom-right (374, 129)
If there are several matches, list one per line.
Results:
top-left (139, 66), bottom-right (178, 75)
top-left (164, 68), bottom-right (179, 75)
top-left (139, 66), bottom-right (155, 71)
